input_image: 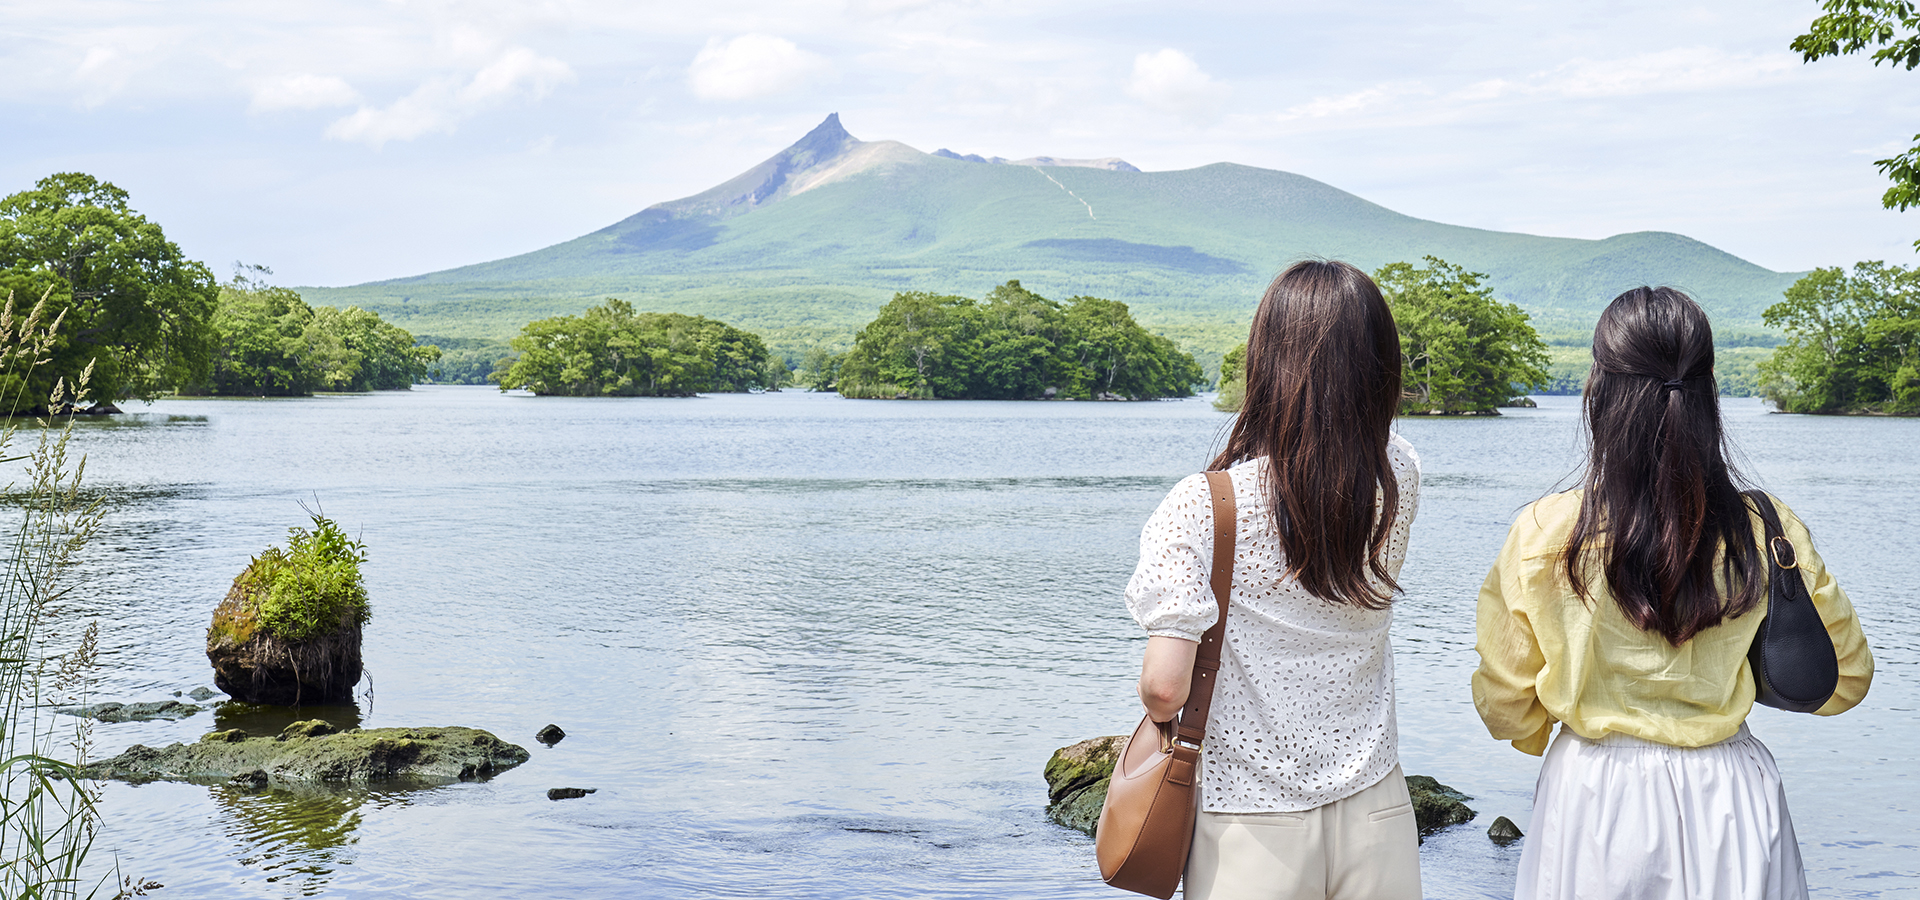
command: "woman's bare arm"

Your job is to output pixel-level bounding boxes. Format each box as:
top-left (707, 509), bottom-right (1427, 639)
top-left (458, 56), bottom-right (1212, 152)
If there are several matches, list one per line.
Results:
top-left (1138, 635), bottom-right (1200, 722)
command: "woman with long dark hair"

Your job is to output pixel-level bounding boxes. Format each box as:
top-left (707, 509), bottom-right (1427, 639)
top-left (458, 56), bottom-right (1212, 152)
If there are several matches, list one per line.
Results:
top-left (1475, 286), bottom-right (1874, 898)
top-left (1127, 260), bottom-right (1422, 899)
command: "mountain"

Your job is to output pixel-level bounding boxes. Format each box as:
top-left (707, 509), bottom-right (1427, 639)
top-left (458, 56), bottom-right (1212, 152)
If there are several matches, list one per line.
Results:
top-left (300, 114), bottom-right (1800, 358)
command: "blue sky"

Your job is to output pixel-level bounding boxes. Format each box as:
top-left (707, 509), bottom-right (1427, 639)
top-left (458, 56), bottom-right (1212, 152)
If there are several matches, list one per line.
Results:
top-left (5, 0), bottom-right (1917, 287)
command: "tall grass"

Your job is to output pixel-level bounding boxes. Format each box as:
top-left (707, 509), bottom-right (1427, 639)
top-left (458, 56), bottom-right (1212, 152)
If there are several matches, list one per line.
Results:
top-left (0, 290), bottom-right (108, 899)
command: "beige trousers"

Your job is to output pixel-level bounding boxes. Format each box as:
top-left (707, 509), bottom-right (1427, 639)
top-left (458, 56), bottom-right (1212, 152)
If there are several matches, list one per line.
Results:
top-left (1183, 765), bottom-right (1422, 900)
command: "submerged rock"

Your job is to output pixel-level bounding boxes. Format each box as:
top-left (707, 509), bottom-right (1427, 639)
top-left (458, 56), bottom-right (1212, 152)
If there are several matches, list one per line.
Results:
top-left (58, 700), bottom-right (201, 723)
top-left (547, 787), bottom-right (596, 801)
top-left (1488, 815), bottom-right (1524, 845)
top-left (1044, 735), bottom-right (1480, 838)
top-left (187, 687), bottom-right (219, 701)
top-left (82, 726), bottom-right (529, 785)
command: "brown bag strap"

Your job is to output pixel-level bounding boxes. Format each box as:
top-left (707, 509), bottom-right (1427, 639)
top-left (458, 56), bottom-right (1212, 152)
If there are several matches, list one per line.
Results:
top-left (1173, 471), bottom-right (1236, 749)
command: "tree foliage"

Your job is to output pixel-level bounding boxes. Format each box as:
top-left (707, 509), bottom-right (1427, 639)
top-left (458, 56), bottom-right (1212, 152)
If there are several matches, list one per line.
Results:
top-left (1758, 261), bottom-right (1920, 413)
top-left (0, 172), bottom-right (218, 406)
top-left (1794, 2), bottom-right (1920, 239)
top-left (189, 268), bottom-right (438, 396)
top-left (1376, 256), bottom-right (1549, 413)
top-left (835, 281), bottom-right (1203, 400)
top-left (493, 299), bottom-right (777, 396)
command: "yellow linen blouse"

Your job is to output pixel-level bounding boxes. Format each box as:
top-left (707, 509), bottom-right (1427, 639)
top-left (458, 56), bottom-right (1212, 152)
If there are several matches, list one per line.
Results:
top-left (1473, 490), bottom-right (1873, 756)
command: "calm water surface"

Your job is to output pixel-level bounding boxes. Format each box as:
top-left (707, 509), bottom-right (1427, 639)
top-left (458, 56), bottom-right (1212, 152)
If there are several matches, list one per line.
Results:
top-left (47, 387), bottom-right (1920, 898)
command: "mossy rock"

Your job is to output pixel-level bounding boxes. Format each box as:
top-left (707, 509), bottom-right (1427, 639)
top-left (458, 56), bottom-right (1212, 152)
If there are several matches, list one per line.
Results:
top-left (1044, 735), bottom-right (1126, 836)
top-left (207, 554), bottom-right (362, 705)
top-left (83, 725), bottom-right (529, 785)
top-left (1043, 736), bottom-right (1478, 838)
top-left (1406, 774), bottom-right (1476, 835)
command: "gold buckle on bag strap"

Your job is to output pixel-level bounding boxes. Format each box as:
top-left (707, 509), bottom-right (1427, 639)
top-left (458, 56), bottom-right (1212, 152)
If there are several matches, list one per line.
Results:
top-left (1769, 535), bottom-right (1798, 570)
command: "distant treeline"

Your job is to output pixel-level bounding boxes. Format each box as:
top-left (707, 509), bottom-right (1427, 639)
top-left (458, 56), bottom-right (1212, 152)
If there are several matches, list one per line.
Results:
top-left (481, 283), bottom-right (1202, 401)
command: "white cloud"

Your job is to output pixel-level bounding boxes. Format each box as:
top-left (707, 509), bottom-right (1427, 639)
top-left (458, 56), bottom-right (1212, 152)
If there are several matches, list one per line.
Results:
top-left (1127, 49), bottom-right (1227, 123)
top-left (324, 47), bottom-right (573, 147)
top-left (1281, 83), bottom-right (1426, 120)
top-left (1455, 48), bottom-right (1797, 102)
top-left (688, 34), bottom-right (832, 101)
top-left (251, 74), bottom-right (360, 112)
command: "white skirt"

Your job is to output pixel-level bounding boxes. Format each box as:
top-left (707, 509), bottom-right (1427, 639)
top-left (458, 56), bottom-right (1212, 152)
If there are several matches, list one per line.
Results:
top-left (1516, 723), bottom-right (1808, 900)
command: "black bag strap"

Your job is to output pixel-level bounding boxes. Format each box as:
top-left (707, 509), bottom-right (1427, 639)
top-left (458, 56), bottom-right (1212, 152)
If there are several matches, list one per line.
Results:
top-left (1742, 489), bottom-right (1797, 571)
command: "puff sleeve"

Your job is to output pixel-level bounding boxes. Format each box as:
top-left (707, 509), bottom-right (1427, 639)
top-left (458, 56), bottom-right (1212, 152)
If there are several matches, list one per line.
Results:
top-left (1125, 473), bottom-right (1217, 643)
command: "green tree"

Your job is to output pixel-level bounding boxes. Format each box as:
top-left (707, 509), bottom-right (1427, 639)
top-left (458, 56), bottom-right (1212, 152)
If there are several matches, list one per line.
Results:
top-left (836, 292), bottom-right (983, 399)
top-left (1794, 2), bottom-right (1920, 241)
top-left (189, 267), bottom-right (436, 396)
top-left (1214, 343), bottom-right (1247, 411)
top-left (1375, 256), bottom-right (1549, 413)
top-left (1759, 261), bottom-right (1920, 413)
top-left (798, 346), bottom-right (843, 392)
top-left (308, 306), bottom-right (439, 391)
top-left (0, 172), bottom-right (218, 407)
top-left (494, 299), bottom-right (773, 396)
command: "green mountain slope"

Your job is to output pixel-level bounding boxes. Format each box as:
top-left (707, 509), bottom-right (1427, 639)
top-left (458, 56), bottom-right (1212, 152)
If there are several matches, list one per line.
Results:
top-left (301, 114), bottom-right (1799, 360)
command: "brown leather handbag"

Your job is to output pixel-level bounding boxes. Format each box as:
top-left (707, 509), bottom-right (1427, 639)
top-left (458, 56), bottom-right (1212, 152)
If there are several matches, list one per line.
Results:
top-left (1094, 471), bottom-right (1235, 899)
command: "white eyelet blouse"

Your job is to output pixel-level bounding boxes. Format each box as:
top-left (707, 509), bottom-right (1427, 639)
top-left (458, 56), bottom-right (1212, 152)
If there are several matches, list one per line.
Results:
top-left (1125, 434), bottom-right (1420, 813)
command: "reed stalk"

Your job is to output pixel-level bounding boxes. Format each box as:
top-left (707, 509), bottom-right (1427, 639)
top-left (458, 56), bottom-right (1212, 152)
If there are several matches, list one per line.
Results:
top-left (0, 289), bottom-right (109, 899)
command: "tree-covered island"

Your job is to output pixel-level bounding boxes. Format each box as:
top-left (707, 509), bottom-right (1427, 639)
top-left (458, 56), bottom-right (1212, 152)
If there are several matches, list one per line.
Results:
top-left (492, 299), bottom-right (782, 396)
top-left (1759, 261), bottom-right (1920, 414)
top-left (827, 281), bottom-right (1204, 400)
top-left (183, 267), bottom-right (440, 397)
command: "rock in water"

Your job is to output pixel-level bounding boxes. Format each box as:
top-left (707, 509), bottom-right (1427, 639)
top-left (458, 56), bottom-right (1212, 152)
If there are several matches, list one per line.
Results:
top-left (1043, 735), bottom-right (1126, 836)
top-left (57, 700), bottom-right (201, 723)
top-left (547, 787), bottom-right (596, 800)
top-left (83, 726), bottom-right (529, 785)
top-left (1488, 815), bottom-right (1524, 845)
top-left (1406, 775), bottom-right (1476, 835)
top-left (206, 556), bottom-right (362, 705)
top-left (1043, 735), bottom-right (1480, 840)
top-left (535, 724), bottom-right (566, 746)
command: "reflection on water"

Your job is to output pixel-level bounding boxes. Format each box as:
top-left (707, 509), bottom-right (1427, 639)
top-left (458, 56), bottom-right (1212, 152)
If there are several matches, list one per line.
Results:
top-left (212, 702), bottom-right (365, 736)
top-left (47, 389), bottom-right (1920, 898)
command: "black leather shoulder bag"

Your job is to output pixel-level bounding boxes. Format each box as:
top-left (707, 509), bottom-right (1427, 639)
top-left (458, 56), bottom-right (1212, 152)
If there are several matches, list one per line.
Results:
top-left (1741, 489), bottom-right (1839, 713)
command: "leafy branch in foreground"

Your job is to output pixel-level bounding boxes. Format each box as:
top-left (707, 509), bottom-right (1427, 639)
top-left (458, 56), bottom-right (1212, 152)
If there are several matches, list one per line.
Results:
top-left (0, 289), bottom-right (110, 898)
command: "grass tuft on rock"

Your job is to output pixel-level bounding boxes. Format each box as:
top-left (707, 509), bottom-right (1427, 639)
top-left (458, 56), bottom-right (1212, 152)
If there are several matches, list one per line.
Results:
top-left (253, 516), bottom-right (371, 643)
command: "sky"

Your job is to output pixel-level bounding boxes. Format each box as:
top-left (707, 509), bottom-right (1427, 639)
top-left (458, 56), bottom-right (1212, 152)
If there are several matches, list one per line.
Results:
top-left (5, 0), bottom-right (1918, 287)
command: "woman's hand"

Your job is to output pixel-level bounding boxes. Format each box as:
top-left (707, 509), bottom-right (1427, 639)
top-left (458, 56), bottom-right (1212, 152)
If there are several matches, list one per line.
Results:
top-left (1138, 635), bottom-right (1200, 722)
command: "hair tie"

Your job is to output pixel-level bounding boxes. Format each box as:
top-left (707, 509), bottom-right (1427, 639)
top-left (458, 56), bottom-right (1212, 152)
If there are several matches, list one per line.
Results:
top-left (1662, 380), bottom-right (1684, 392)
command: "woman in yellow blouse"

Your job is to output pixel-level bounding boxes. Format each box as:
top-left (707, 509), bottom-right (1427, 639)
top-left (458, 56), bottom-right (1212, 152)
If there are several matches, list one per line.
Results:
top-left (1474, 286), bottom-right (1872, 900)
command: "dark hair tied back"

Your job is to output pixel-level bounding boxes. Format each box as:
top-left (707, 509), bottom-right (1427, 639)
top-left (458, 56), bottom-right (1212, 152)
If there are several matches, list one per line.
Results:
top-left (1565, 286), bottom-right (1762, 644)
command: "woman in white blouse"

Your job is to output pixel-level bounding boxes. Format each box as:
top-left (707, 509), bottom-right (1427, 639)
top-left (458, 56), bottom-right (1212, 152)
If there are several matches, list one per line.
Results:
top-left (1127, 260), bottom-right (1422, 900)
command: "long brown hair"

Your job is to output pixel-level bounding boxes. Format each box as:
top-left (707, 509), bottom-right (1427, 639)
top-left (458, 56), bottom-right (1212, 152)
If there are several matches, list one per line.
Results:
top-left (1565, 286), bottom-right (1762, 644)
top-left (1211, 260), bottom-right (1405, 609)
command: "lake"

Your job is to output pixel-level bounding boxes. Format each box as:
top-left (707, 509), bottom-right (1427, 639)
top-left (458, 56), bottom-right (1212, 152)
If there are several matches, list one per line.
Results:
top-left (44, 387), bottom-right (1919, 898)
